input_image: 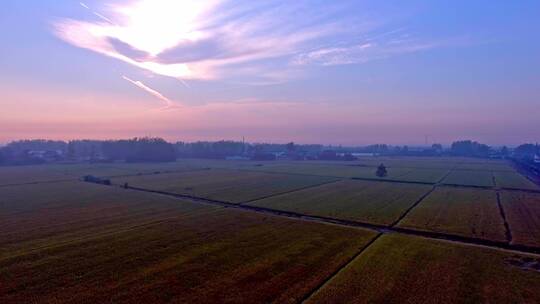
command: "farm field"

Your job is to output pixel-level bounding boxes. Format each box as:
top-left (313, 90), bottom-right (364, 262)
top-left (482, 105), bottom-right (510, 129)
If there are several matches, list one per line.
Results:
top-left (307, 234), bottom-right (540, 304)
top-left (0, 181), bottom-right (377, 304)
top-left (397, 187), bottom-right (507, 242)
top-left (455, 161), bottom-right (515, 172)
top-left (361, 157), bottom-right (461, 169)
top-left (500, 191), bottom-right (540, 248)
top-left (243, 162), bottom-right (412, 179)
top-left (1, 157), bottom-right (539, 303)
top-left (394, 168), bottom-right (450, 183)
top-left (244, 162), bottom-right (452, 184)
top-left (0, 181), bottom-right (216, 259)
top-left (248, 180), bottom-right (432, 225)
top-left (493, 171), bottom-right (540, 190)
top-left (441, 170), bottom-right (495, 187)
top-left (0, 165), bottom-right (74, 186)
top-left (0, 163), bottom-right (204, 186)
top-left (111, 168), bottom-right (338, 203)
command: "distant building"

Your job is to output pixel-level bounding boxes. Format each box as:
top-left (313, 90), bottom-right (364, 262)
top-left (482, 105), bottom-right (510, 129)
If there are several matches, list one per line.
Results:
top-left (27, 150), bottom-right (63, 162)
top-left (225, 156), bottom-right (250, 161)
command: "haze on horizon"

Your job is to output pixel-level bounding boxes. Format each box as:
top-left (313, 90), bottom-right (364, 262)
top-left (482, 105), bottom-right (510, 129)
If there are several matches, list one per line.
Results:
top-left (1, 0), bottom-right (539, 146)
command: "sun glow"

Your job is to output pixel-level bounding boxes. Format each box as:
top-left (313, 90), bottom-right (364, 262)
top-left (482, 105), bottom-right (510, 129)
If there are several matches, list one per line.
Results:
top-left (56, 0), bottom-right (221, 79)
top-left (109, 0), bottom-right (215, 56)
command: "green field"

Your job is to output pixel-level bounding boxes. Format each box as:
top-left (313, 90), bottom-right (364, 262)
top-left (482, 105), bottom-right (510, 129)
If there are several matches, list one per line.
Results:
top-left (0, 181), bottom-right (377, 304)
top-left (398, 187), bottom-right (507, 242)
top-left (307, 234), bottom-right (540, 304)
top-left (501, 191), bottom-right (540, 248)
top-left (111, 168), bottom-right (337, 203)
top-left (248, 180), bottom-right (432, 225)
top-left (441, 170), bottom-right (495, 187)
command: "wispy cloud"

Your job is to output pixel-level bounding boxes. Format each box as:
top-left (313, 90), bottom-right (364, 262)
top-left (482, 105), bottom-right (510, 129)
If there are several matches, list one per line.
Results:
top-left (54, 1), bottom-right (461, 84)
top-left (53, 0), bottom-right (374, 82)
top-left (122, 75), bottom-right (175, 108)
top-left (293, 30), bottom-right (449, 66)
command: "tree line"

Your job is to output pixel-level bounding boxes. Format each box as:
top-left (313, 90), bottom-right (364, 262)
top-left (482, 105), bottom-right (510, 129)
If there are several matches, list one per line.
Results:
top-left (0, 138), bottom-right (538, 166)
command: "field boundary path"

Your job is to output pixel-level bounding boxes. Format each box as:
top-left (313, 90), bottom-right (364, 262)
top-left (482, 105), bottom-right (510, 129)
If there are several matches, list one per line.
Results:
top-left (299, 233), bottom-right (384, 303)
top-left (84, 180), bottom-right (540, 256)
top-left (240, 179), bottom-right (342, 205)
top-left (232, 167), bottom-right (540, 194)
top-left (389, 186), bottom-right (437, 227)
top-left (495, 191), bottom-right (513, 243)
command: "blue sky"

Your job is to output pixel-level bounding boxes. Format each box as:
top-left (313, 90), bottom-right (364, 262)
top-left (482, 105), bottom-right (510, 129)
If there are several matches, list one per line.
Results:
top-left (1, 0), bottom-right (539, 145)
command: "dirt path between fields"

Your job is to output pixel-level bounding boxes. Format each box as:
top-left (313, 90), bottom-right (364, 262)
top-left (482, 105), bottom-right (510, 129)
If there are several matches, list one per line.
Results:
top-left (299, 233), bottom-right (383, 303)
top-left (234, 167), bottom-right (540, 194)
top-left (496, 191), bottom-right (513, 243)
top-left (88, 181), bottom-right (540, 256)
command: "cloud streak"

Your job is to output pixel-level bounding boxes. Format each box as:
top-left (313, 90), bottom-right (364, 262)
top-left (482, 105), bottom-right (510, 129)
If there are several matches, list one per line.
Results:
top-left (293, 31), bottom-right (449, 66)
top-left (54, 1), bottom-right (459, 85)
top-left (79, 2), bottom-right (115, 25)
top-left (122, 75), bottom-right (175, 108)
top-left (53, 1), bottom-right (378, 82)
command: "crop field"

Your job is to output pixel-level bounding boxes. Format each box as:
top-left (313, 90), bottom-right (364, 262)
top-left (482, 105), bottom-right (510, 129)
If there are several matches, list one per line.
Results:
top-left (245, 162), bottom-right (451, 183)
top-left (0, 181), bottom-right (377, 304)
top-left (0, 165), bottom-right (74, 186)
top-left (111, 168), bottom-right (337, 203)
top-left (243, 163), bottom-right (413, 179)
top-left (248, 180), bottom-right (432, 225)
top-left (493, 171), bottom-right (540, 190)
top-left (441, 170), bottom-right (495, 187)
top-left (394, 168), bottom-right (450, 183)
top-left (307, 234), bottom-right (540, 304)
top-left (455, 161), bottom-right (515, 172)
top-left (0, 163), bottom-right (202, 186)
top-left (2, 156), bottom-right (540, 303)
top-left (500, 191), bottom-right (540, 248)
top-left (397, 187), bottom-right (507, 242)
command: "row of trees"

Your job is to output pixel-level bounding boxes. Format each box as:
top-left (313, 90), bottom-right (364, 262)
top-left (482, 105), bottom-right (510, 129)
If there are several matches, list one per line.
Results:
top-left (0, 137), bottom-right (176, 165)
top-left (1, 138), bottom-right (538, 165)
top-left (102, 138), bottom-right (176, 162)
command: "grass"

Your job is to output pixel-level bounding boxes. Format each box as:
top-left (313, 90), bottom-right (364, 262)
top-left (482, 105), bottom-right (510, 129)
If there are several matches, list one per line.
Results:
top-left (111, 168), bottom-right (338, 203)
top-left (0, 181), bottom-right (377, 304)
top-left (501, 191), bottom-right (540, 248)
top-left (493, 171), bottom-right (539, 190)
top-left (397, 187), bottom-right (507, 242)
top-left (248, 180), bottom-right (432, 225)
top-left (307, 234), bottom-right (540, 304)
top-left (441, 170), bottom-right (494, 187)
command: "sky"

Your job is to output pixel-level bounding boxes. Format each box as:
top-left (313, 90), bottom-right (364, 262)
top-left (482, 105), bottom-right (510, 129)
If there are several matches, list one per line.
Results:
top-left (1, 0), bottom-right (539, 146)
